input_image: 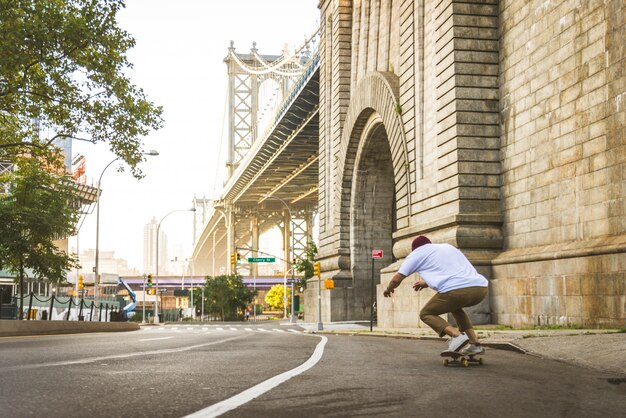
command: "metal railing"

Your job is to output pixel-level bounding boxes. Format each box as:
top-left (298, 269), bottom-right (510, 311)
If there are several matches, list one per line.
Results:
top-left (6, 292), bottom-right (126, 322)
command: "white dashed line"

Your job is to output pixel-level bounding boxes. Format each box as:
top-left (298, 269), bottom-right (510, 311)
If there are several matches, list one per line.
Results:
top-left (7, 336), bottom-right (247, 371)
top-left (139, 337), bottom-right (174, 342)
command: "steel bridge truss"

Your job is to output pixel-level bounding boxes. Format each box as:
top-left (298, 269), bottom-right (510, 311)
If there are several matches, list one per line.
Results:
top-left (191, 32), bottom-right (320, 279)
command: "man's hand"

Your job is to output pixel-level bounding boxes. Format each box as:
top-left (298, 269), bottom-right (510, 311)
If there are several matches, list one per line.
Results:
top-left (384, 272), bottom-right (407, 298)
top-left (412, 279), bottom-right (428, 292)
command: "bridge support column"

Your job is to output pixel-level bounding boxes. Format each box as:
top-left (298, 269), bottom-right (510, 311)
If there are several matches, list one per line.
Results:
top-left (226, 207), bottom-right (236, 275)
top-left (250, 214), bottom-right (259, 278)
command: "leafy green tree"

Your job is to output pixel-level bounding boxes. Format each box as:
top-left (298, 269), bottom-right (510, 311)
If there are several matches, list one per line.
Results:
top-left (0, 1), bottom-right (163, 317)
top-left (0, 154), bottom-right (79, 319)
top-left (195, 275), bottom-right (255, 321)
top-left (0, 0), bottom-right (163, 175)
top-left (295, 236), bottom-right (317, 288)
top-left (265, 284), bottom-right (290, 311)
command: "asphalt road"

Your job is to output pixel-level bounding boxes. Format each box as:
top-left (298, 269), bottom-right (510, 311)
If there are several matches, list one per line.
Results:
top-left (0, 321), bottom-right (624, 418)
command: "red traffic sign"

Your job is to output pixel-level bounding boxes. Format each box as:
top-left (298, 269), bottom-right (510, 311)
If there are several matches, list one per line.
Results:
top-left (372, 249), bottom-right (383, 259)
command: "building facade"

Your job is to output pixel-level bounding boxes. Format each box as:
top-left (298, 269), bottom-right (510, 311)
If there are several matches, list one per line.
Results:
top-left (307, 0), bottom-right (625, 328)
top-left (143, 217), bottom-right (168, 276)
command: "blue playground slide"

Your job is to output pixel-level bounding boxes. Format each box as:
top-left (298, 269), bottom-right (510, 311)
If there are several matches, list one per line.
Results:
top-left (118, 277), bottom-right (137, 314)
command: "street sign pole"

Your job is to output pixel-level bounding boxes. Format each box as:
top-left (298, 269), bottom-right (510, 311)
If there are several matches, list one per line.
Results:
top-left (371, 249), bottom-right (383, 332)
top-left (370, 256), bottom-right (374, 332)
top-left (142, 276), bottom-right (145, 324)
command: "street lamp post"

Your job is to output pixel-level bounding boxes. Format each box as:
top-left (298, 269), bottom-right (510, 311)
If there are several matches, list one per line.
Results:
top-left (154, 208), bottom-right (195, 324)
top-left (94, 150), bottom-right (158, 320)
top-left (263, 195), bottom-right (297, 324)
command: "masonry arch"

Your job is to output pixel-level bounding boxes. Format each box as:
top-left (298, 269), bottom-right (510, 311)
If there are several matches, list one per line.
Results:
top-left (336, 71), bottom-right (409, 310)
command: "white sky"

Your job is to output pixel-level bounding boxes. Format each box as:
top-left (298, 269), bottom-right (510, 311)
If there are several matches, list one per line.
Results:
top-left (72, 0), bottom-right (320, 272)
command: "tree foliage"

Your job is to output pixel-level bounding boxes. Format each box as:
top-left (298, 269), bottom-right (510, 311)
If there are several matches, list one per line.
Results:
top-left (265, 284), bottom-right (290, 310)
top-left (0, 0), bottom-right (163, 175)
top-left (0, 153), bottom-right (80, 317)
top-left (294, 236), bottom-right (317, 288)
top-left (195, 275), bottom-right (255, 321)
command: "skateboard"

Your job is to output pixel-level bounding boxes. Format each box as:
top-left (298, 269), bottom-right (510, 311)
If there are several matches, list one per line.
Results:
top-left (440, 350), bottom-right (484, 367)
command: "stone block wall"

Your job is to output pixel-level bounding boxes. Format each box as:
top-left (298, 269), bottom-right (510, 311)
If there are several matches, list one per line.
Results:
top-left (495, 0), bottom-right (626, 327)
top-left (313, 0), bottom-right (625, 328)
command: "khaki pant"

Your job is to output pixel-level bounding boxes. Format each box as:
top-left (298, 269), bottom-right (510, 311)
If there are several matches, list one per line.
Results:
top-left (419, 286), bottom-right (488, 337)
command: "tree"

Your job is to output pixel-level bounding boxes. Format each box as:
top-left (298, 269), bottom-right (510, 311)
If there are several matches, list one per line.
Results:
top-left (195, 275), bottom-right (255, 321)
top-left (0, 1), bottom-right (163, 316)
top-left (0, 0), bottom-right (163, 175)
top-left (0, 154), bottom-right (79, 319)
top-left (265, 284), bottom-right (290, 311)
top-left (294, 236), bottom-right (317, 288)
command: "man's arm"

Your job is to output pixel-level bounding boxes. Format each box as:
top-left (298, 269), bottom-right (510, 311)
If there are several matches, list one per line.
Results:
top-left (383, 272), bottom-right (407, 297)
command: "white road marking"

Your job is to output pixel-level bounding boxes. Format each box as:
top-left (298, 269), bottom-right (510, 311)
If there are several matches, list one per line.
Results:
top-left (229, 327), bottom-right (238, 331)
top-left (2, 335), bottom-right (247, 371)
top-left (139, 337), bottom-right (174, 342)
top-left (257, 328), bottom-right (268, 332)
top-left (272, 329), bottom-right (285, 333)
top-left (244, 328), bottom-right (253, 332)
top-left (185, 336), bottom-right (328, 418)
top-left (288, 329), bottom-right (301, 334)
top-left (216, 327), bottom-right (224, 331)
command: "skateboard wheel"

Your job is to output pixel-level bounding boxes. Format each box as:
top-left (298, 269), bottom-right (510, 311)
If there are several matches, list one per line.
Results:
top-left (461, 358), bottom-right (469, 367)
top-left (443, 359), bottom-right (449, 367)
top-left (478, 357), bottom-right (483, 365)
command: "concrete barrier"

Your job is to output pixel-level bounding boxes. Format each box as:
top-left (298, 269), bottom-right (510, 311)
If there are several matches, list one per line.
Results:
top-left (0, 319), bottom-right (140, 337)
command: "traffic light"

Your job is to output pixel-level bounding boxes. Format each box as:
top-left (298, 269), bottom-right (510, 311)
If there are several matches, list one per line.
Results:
top-left (78, 275), bottom-right (84, 289)
top-left (236, 253), bottom-right (242, 263)
top-left (313, 261), bottom-right (321, 277)
top-left (147, 274), bottom-right (153, 287)
top-left (230, 253), bottom-right (237, 265)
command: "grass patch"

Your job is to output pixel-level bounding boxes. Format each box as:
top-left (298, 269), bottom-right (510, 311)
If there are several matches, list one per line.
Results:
top-left (476, 324), bottom-right (592, 331)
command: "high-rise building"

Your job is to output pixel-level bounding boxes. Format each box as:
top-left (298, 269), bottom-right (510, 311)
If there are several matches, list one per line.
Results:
top-left (143, 217), bottom-right (168, 276)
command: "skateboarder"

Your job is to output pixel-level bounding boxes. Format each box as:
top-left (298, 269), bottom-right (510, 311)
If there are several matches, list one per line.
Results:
top-left (383, 236), bottom-right (488, 356)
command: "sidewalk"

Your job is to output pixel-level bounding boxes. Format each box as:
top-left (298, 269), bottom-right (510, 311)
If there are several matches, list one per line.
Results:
top-left (297, 322), bottom-right (626, 376)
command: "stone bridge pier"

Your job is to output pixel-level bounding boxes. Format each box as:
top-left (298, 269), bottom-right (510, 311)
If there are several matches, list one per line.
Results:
top-left (306, 0), bottom-right (626, 329)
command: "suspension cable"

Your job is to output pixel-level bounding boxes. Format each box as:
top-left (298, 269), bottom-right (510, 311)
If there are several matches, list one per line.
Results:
top-left (227, 28), bottom-right (319, 76)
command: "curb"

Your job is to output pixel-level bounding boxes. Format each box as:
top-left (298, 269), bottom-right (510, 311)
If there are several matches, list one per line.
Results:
top-left (306, 329), bottom-right (531, 354)
top-left (0, 320), bottom-right (140, 337)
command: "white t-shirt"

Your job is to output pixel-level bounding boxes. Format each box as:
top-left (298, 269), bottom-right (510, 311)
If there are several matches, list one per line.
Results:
top-left (398, 243), bottom-right (488, 293)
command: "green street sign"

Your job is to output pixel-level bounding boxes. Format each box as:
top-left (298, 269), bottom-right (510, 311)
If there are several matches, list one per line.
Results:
top-left (247, 257), bottom-right (276, 263)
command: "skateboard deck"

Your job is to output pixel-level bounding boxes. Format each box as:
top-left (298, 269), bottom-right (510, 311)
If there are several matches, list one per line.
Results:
top-left (440, 350), bottom-right (484, 367)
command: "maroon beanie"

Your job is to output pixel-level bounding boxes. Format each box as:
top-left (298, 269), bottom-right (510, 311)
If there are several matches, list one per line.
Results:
top-left (411, 236), bottom-right (431, 251)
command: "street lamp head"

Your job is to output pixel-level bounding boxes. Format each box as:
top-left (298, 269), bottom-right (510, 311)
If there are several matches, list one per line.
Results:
top-left (144, 150), bottom-right (159, 156)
